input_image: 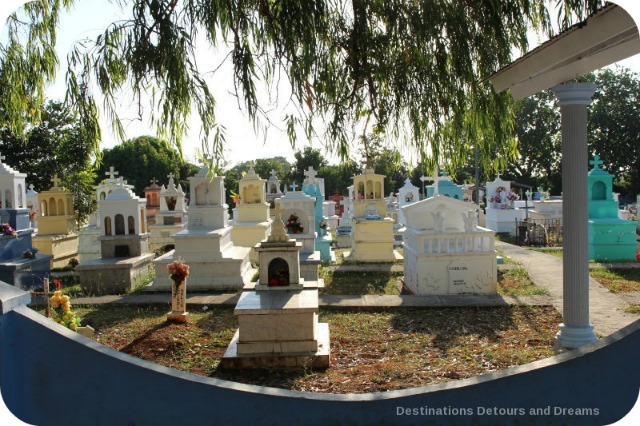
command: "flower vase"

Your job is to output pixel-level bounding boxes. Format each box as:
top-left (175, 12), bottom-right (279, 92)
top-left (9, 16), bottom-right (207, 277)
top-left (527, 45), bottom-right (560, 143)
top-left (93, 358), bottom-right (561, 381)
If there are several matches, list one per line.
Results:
top-left (167, 279), bottom-right (189, 323)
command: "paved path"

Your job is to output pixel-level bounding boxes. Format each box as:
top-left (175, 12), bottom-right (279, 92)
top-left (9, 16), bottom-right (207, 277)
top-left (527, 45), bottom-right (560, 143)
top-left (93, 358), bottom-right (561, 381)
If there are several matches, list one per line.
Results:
top-left (496, 241), bottom-right (640, 337)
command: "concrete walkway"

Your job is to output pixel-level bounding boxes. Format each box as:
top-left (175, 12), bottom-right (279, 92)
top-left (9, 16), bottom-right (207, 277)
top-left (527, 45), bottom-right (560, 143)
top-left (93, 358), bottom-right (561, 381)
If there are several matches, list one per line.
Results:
top-left (496, 241), bottom-right (640, 337)
top-left (61, 241), bottom-right (640, 338)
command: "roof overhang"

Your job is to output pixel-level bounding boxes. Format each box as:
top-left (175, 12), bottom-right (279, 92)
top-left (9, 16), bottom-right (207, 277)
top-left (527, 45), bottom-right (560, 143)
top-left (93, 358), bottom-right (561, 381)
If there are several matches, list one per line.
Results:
top-left (488, 4), bottom-right (640, 100)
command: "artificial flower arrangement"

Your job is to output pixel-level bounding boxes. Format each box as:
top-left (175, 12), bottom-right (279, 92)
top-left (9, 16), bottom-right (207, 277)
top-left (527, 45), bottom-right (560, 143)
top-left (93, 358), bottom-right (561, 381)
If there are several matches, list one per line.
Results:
top-left (28, 209), bottom-right (38, 221)
top-left (286, 213), bottom-right (304, 234)
top-left (167, 260), bottom-right (190, 284)
top-left (319, 221), bottom-right (328, 229)
top-left (506, 191), bottom-right (520, 201)
top-left (50, 291), bottom-right (81, 332)
top-left (0, 223), bottom-right (18, 238)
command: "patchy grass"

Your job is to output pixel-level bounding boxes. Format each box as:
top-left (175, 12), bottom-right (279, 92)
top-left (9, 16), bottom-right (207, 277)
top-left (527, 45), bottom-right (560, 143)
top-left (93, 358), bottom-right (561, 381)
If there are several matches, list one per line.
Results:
top-left (625, 304), bottom-right (640, 314)
top-left (529, 247), bottom-right (564, 259)
top-left (494, 233), bottom-right (517, 245)
top-left (320, 270), bottom-right (402, 295)
top-left (495, 248), bottom-right (522, 265)
top-left (41, 304), bottom-right (561, 394)
top-left (589, 268), bottom-right (640, 293)
top-left (497, 267), bottom-right (548, 296)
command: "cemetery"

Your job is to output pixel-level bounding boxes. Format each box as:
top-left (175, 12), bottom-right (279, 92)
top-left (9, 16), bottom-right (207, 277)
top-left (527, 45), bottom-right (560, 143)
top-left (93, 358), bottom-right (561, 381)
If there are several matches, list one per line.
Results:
top-left (3, 2), bottom-right (640, 425)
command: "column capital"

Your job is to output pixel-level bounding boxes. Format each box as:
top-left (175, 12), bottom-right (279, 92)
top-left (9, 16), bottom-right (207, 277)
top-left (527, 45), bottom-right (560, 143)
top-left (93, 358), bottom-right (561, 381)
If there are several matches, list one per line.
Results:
top-left (552, 82), bottom-right (597, 106)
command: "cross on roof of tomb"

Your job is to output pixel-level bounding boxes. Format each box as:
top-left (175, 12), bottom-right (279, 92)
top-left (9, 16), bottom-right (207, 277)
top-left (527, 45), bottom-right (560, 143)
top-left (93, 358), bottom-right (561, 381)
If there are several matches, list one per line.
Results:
top-left (289, 182), bottom-right (298, 192)
top-left (429, 165), bottom-right (444, 196)
top-left (270, 169), bottom-right (278, 178)
top-left (590, 154), bottom-right (603, 170)
top-left (50, 175), bottom-right (61, 188)
top-left (167, 172), bottom-right (175, 181)
top-left (28, 183), bottom-right (35, 191)
top-left (304, 166), bottom-right (318, 185)
top-left (150, 177), bottom-right (158, 185)
top-left (106, 166), bottom-right (119, 181)
top-left (361, 155), bottom-right (375, 171)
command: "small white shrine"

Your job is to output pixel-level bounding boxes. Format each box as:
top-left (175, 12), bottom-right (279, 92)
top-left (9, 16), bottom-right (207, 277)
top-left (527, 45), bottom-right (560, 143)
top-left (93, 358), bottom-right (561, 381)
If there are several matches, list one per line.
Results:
top-left (397, 178), bottom-right (420, 226)
top-left (32, 176), bottom-right (79, 268)
top-left (402, 195), bottom-right (497, 295)
top-left (231, 163), bottom-right (272, 261)
top-left (528, 187), bottom-right (563, 221)
top-left (485, 175), bottom-right (526, 234)
top-left (221, 210), bottom-right (329, 369)
top-left (349, 163), bottom-right (397, 262)
top-left (150, 166), bottom-right (254, 291)
top-left (78, 167), bottom-right (131, 263)
top-left (149, 173), bottom-right (187, 253)
top-left (275, 183), bottom-right (321, 281)
top-left (26, 184), bottom-right (38, 229)
top-left (76, 181), bottom-right (154, 294)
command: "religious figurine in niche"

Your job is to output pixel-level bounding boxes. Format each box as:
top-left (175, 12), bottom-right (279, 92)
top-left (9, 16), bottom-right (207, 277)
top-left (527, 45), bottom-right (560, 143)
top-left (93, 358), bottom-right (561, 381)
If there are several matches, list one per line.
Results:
top-left (405, 192), bottom-right (414, 202)
top-left (285, 213), bottom-right (304, 234)
top-left (165, 196), bottom-right (177, 211)
top-left (463, 210), bottom-right (477, 232)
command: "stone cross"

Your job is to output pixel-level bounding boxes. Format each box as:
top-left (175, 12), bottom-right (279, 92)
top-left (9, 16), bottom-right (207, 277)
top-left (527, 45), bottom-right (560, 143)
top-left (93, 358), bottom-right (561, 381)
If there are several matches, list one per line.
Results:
top-left (50, 175), bottom-right (61, 188)
top-left (167, 172), bottom-right (175, 181)
top-left (304, 166), bottom-right (317, 185)
top-left (428, 165), bottom-right (443, 196)
top-left (28, 184), bottom-right (35, 192)
top-left (590, 154), bottom-right (603, 170)
top-left (270, 169), bottom-right (278, 178)
top-left (150, 177), bottom-right (158, 185)
top-left (289, 182), bottom-right (298, 192)
top-left (106, 166), bottom-right (119, 181)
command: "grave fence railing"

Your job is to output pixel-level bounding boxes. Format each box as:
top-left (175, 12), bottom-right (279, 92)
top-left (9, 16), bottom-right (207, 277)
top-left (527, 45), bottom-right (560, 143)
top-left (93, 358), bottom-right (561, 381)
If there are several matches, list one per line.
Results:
top-left (514, 218), bottom-right (563, 247)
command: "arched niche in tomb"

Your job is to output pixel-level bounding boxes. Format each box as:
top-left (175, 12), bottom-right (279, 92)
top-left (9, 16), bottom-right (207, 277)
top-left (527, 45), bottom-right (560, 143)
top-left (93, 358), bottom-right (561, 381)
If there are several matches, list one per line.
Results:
top-left (17, 184), bottom-right (23, 208)
top-left (195, 182), bottom-right (208, 206)
top-left (269, 183), bottom-right (278, 194)
top-left (165, 196), bottom-right (177, 211)
top-left (243, 184), bottom-right (261, 204)
top-left (356, 182), bottom-right (365, 199)
top-left (100, 191), bottom-right (107, 200)
top-left (49, 197), bottom-right (57, 216)
top-left (128, 216), bottom-right (135, 234)
top-left (405, 192), bottom-right (414, 203)
top-left (40, 200), bottom-right (48, 216)
top-left (4, 189), bottom-right (12, 208)
top-left (115, 214), bottom-right (125, 235)
top-left (104, 217), bottom-right (112, 235)
top-left (67, 198), bottom-right (72, 214)
top-left (592, 181), bottom-right (606, 201)
top-left (57, 199), bottom-right (64, 215)
top-left (268, 257), bottom-right (290, 286)
top-left (282, 209), bottom-right (308, 235)
top-left (375, 181), bottom-right (382, 199)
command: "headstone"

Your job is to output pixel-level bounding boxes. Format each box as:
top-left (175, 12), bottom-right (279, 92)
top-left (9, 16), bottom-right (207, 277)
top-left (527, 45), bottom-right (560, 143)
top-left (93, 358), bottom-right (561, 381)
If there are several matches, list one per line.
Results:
top-left (76, 180), bottom-right (154, 294)
top-left (485, 176), bottom-right (526, 234)
top-left (32, 175), bottom-right (80, 268)
top-left (402, 195), bottom-right (496, 295)
top-left (587, 154), bottom-right (636, 261)
top-left (303, 169), bottom-right (334, 263)
top-left (149, 165), bottom-right (254, 291)
top-left (149, 173), bottom-right (188, 253)
top-left (221, 212), bottom-right (329, 369)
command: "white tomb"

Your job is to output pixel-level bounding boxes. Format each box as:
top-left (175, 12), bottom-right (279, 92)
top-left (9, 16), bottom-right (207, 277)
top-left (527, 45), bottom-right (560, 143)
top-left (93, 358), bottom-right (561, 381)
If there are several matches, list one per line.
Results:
top-left (150, 166), bottom-right (254, 291)
top-left (275, 185), bottom-right (321, 281)
top-left (230, 164), bottom-right (272, 261)
top-left (149, 173), bottom-right (188, 252)
top-left (402, 195), bottom-right (497, 295)
top-left (397, 178), bottom-right (420, 226)
top-left (26, 184), bottom-right (38, 229)
top-left (266, 169), bottom-right (284, 210)
top-left (485, 176), bottom-right (526, 234)
top-left (76, 181), bottom-right (154, 294)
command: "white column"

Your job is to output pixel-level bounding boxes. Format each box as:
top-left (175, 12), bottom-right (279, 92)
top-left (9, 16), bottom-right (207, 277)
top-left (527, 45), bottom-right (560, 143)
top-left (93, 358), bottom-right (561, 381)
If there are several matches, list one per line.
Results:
top-left (552, 82), bottom-right (598, 349)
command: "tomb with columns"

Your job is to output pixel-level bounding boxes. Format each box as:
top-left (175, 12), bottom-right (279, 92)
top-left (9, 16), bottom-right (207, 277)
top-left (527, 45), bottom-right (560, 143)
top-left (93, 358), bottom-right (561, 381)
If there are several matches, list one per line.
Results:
top-left (275, 182), bottom-right (321, 280)
top-left (77, 167), bottom-right (133, 263)
top-left (221, 208), bottom-right (329, 369)
top-left (587, 155), bottom-right (636, 261)
top-left (32, 176), bottom-right (80, 268)
top-left (485, 175), bottom-right (526, 234)
top-left (76, 180), bottom-right (154, 294)
top-left (143, 178), bottom-right (162, 225)
top-left (402, 195), bottom-right (496, 295)
top-left (0, 156), bottom-right (52, 288)
top-left (348, 162), bottom-right (398, 262)
top-left (148, 173), bottom-right (187, 253)
top-left (302, 167), bottom-right (334, 263)
top-left (231, 164), bottom-right (272, 261)
top-left (149, 166), bottom-right (254, 291)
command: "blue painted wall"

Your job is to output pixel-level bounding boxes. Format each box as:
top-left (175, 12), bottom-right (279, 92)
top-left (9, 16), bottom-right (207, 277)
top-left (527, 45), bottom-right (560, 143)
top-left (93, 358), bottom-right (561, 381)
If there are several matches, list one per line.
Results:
top-left (1, 281), bottom-right (639, 425)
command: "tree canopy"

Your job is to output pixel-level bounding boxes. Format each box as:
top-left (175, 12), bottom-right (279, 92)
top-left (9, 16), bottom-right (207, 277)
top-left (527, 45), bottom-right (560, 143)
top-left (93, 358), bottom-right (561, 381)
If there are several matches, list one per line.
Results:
top-left (0, 0), bottom-right (605, 173)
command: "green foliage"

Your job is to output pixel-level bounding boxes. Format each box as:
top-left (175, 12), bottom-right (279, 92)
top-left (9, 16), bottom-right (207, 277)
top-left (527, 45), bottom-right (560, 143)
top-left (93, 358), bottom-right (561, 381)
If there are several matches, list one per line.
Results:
top-left (3, 0), bottom-right (604, 169)
top-left (0, 100), bottom-right (96, 224)
top-left (292, 147), bottom-right (328, 186)
top-left (97, 135), bottom-right (194, 195)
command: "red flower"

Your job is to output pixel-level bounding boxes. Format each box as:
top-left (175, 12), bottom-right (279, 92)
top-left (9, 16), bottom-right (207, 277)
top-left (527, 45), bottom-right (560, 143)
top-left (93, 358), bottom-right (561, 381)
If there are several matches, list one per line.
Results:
top-left (636, 253), bottom-right (640, 262)
top-left (54, 279), bottom-right (62, 290)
